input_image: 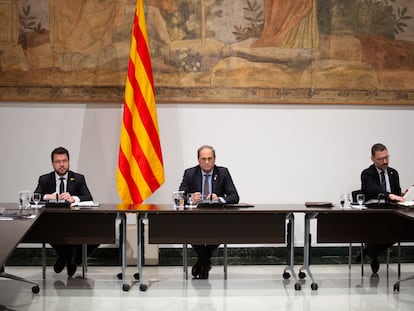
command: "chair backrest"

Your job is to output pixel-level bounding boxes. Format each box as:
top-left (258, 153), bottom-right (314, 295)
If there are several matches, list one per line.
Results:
top-left (351, 190), bottom-right (364, 203)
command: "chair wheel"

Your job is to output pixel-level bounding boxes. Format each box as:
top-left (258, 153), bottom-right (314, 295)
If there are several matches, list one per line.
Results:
top-left (122, 284), bottom-right (130, 292)
top-left (294, 283), bottom-right (302, 290)
top-left (283, 272), bottom-right (290, 279)
top-left (393, 283), bottom-right (400, 292)
top-left (311, 283), bottom-right (318, 290)
top-left (32, 285), bottom-right (40, 294)
top-left (117, 273), bottom-right (122, 280)
top-left (134, 272), bottom-right (140, 280)
top-left (139, 283), bottom-right (148, 291)
top-left (298, 271), bottom-right (306, 279)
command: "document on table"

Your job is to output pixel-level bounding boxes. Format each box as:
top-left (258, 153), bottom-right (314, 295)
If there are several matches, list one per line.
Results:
top-left (71, 201), bottom-right (100, 208)
top-left (403, 186), bottom-right (414, 201)
top-left (0, 214), bottom-right (36, 220)
top-left (350, 204), bottom-right (367, 210)
top-left (398, 201), bottom-right (414, 207)
top-left (305, 202), bottom-right (333, 208)
top-left (0, 216), bottom-right (14, 221)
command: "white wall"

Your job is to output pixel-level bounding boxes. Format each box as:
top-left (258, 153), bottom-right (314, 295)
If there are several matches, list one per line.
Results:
top-left (1, 102), bottom-right (414, 245)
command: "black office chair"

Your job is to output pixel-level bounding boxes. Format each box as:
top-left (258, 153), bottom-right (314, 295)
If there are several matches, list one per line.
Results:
top-left (394, 272), bottom-right (414, 291)
top-left (0, 264), bottom-right (40, 293)
top-left (350, 190), bottom-right (399, 276)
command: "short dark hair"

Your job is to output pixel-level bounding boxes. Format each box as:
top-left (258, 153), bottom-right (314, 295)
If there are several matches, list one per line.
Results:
top-left (197, 145), bottom-right (216, 159)
top-left (51, 146), bottom-right (70, 162)
top-left (371, 143), bottom-right (387, 156)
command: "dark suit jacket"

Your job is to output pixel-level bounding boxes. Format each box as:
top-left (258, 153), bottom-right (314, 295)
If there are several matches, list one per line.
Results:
top-left (179, 165), bottom-right (239, 204)
top-left (34, 170), bottom-right (93, 202)
top-left (361, 164), bottom-right (401, 201)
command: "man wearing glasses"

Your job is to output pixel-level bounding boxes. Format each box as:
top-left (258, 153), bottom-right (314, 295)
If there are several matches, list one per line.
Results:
top-left (179, 145), bottom-right (239, 279)
top-left (360, 143), bottom-right (405, 274)
top-left (34, 146), bottom-right (94, 277)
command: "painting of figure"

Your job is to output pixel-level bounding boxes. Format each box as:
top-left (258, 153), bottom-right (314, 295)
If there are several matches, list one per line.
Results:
top-left (0, 0), bottom-right (413, 104)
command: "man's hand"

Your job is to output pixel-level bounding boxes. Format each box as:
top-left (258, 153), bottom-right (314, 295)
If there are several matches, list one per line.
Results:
top-left (59, 192), bottom-right (75, 203)
top-left (191, 192), bottom-right (203, 204)
top-left (45, 193), bottom-right (57, 201)
top-left (389, 193), bottom-right (405, 202)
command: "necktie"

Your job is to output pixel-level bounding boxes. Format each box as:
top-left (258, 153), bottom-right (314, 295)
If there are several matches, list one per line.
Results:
top-left (59, 177), bottom-right (65, 194)
top-left (203, 174), bottom-right (209, 198)
top-left (380, 171), bottom-right (386, 193)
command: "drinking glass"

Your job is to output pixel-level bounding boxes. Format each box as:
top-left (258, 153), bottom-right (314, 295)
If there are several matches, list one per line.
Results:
top-left (187, 193), bottom-right (194, 207)
top-left (18, 190), bottom-right (31, 209)
top-left (33, 192), bottom-right (41, 208)
top-left (340, 193), bottom-right (351, 208)
top-left (356, 193), bottom-right (365, 207)
top-left (339, 193), bottom-right (345, 207)
top-left (172, 190), bottom-right (185, 209)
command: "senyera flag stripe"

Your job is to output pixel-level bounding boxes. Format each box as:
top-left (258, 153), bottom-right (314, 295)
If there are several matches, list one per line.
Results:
top-left (116, 0), bottom-right (165, 204)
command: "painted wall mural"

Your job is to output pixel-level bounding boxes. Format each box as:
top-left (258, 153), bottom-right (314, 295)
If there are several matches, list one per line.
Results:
top-left (0, 0), bottom-right (413, 104)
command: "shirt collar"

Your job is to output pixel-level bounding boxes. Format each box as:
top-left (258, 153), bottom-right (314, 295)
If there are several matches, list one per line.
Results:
top-left (202, 170), bottom-right (212, 176)
top-left (375, 167), bottom-right (387, 176)
top-left (55, 172), bottom-right (68, 181)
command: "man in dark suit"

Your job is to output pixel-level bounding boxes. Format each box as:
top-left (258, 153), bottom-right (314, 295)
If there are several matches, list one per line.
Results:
top-left (179, 145), bottom-right (239, 279)
top-left (360, 143), bottom-right (405, 274)
top-left (34, 146), bottom-right (94, 277)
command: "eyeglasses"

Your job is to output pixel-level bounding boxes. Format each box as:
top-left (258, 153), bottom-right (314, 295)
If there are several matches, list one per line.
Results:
top-left (53, 159), bottom-right (68, 164)
top-left (375, 155), bottom-right (389, 162)
top-left (199, 157), bottom-right (214, 162)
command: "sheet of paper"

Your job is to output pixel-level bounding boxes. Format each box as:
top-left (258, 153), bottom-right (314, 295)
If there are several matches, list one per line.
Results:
top-left (398, 201), bottom-right (414, 207)
top-left (72, 201), bottom-right (100, 207)
top-left (403, 186), bottom-right (414, 201)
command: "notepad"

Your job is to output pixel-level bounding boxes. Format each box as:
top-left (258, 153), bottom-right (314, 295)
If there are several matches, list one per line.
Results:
top-left (305, 202), bottom-right (333, 208)
top-left (72, 201), bottom-right (100, 208)
top-left (224, 203), bottom-right (254, 208)
top-left (45, 200), bottom-right (71, 208)
top-left (197, 199), bottom-right (223, 208)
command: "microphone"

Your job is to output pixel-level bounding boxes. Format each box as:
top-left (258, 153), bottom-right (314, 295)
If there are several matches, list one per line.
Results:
top-left (377, 192), bottom-right (391, 204)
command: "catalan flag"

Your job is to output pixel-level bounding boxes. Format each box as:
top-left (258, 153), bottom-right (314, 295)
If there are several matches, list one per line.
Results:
top-left (116, 0), bottom-right (165, 204)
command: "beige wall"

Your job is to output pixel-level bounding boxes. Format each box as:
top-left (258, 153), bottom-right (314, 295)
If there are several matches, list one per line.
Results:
top-left (1, 102), bottom-right (414, 244)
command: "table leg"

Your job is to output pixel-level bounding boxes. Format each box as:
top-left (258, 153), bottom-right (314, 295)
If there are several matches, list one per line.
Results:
top-left (282, 213), bottom-right (301, 290)
top-left (299, 212), bottom-right (318, 290)
top-left (137, 213), bottom-right (148, 291)
top-left (117, 212), bottom-right (130, 291)
top-left (224, 243), bottom-right (228, 280)
top-left (183, 244), bottom-right (188, 279)
top-left (82, 243), bottom-right (87, 279)
top-left (42, 242), bottom-right (46, 279)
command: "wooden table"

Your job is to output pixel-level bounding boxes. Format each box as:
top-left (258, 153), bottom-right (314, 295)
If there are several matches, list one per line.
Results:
top-left (299, 206), bottom-right (414, 291)
top-left (1, 203), bottom-right (129, 291)
top-left (121, 203), bottom-right (307, 291)
top-left (0, 207), bottom-right (40, 293)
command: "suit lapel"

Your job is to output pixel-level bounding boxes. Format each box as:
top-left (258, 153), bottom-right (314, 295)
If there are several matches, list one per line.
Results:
top-left (388, 168), bottom-right (395, 192)
top-left (195, 167), bottom-right (203, 191)
top-left (49, 172), bottom-right (57, 193)
top-left (66, 171), bottom-right (75, 194)
top-left (211, 167), bottom-right (218, 193)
